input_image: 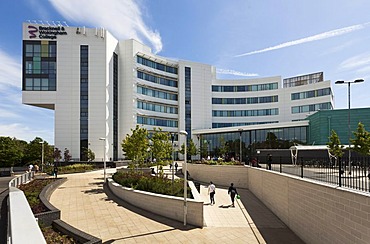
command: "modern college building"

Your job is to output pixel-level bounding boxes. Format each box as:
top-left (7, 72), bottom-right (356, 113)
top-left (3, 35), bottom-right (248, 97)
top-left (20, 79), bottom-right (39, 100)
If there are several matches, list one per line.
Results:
top-left (22, 23), bottom-right (341, 161)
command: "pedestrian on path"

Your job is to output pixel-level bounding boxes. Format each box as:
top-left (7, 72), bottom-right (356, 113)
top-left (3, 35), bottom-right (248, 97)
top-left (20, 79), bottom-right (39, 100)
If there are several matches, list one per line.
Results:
top-left (208, 181), bottom-right (216, 205)
top-left (228, 183), bottom-right (238, 207)
top-left (175, 162), bottom-right (178, 172)
top-left (53, 165), bottom-right (58, 178)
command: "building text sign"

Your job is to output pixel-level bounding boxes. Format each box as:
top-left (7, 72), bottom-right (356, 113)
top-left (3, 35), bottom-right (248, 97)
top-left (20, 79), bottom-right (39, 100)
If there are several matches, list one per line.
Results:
top-left (28, 25), bottom-right (67, 40)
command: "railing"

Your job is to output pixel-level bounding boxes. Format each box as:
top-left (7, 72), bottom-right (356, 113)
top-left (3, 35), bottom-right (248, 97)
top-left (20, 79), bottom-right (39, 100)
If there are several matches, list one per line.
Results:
top-left (255, 156), bottom-right (370, 192)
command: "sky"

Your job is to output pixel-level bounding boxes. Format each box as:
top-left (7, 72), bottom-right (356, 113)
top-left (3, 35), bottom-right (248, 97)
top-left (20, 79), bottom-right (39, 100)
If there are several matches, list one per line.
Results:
top-left (1, 0), bottom-right (370, 144)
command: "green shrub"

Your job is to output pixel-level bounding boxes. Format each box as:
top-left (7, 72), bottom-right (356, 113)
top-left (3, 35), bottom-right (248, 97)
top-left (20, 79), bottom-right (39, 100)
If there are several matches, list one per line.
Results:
top-left (44, 163), bottom-right (94, 175)
top-left (112, 170), bottom-right (191, 198)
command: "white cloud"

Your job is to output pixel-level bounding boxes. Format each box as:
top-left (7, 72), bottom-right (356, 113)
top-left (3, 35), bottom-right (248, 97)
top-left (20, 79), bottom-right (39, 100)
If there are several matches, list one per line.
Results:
top-left (49, 0), bottom-right (163, 53)
top-left (339, 52), bottom-right (370, 70)
top-left (235, 22), bottom-right (370, 57)
top-left (0, 123), bottom-right (54, 144)
top-left (0, 49), bottom-right (21, 90)
top-left (216, 68), bottom-right (258, 77)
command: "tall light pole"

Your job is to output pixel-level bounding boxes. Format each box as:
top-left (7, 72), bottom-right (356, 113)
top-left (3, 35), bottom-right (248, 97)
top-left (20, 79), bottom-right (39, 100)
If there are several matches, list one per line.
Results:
top-left (179, 130), bottom-right (188, 226)
top-left (99, 137), bottom-right (107, 182)
top-left (39, 141), bottom-right (44, 173)
top-left (335, 79), bottom-right (364, 174)
top-left (238, 128), bottom-right (243, 164)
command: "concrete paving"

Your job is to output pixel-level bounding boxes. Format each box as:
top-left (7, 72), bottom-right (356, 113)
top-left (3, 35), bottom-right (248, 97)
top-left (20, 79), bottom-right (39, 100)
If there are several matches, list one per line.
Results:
top-left (50, 166), bottom-right (304, 243)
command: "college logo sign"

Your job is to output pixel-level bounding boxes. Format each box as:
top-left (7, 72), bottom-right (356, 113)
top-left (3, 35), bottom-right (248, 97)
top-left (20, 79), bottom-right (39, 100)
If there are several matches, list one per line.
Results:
top-left (28, 25), bottom-right (67, 39)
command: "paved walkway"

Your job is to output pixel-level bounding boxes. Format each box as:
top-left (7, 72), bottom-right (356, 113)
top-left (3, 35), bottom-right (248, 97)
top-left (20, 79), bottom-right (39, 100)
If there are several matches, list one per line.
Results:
top-left (50, 166), bottom-right (304, 243)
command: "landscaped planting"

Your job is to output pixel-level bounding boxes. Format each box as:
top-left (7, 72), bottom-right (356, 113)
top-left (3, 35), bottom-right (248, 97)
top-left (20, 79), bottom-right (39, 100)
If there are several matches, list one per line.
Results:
top-left (44, 163), bottom-right (94, 175)
top-left (113, 170), bottom-right (191, 198)
top-left (18, 178), bottom-right (56, 214)
top-left (18, 179), bottom-right (78, 243)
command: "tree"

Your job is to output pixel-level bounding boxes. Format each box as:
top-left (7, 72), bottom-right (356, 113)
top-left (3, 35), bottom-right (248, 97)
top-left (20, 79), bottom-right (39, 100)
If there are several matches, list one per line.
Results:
top-left (218, 137), bottom-right (228, 158)
top-left (327, 130), bottom-right (344, 166)
top-left (151, 128), bottom-right (172, 164)
top-left (64, 148), bottom-right (72, 162)
top-left (179, 138), bottom-right (197, 161)
top-left (23, 137), bottom-right (44, 164)
top-left (351, 122), bottom-right (370, 156)
top-left (0, 137), bottom-right (24, 167)
top-left (121, 125), bottom-right (149, 167)
top-left (199, 140), bottom-right (208, 159)
top-left (53, 147), bottom-right (62, 164)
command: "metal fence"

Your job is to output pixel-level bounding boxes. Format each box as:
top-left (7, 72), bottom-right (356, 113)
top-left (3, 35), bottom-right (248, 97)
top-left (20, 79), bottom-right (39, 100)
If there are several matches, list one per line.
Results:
top-left (256, 156), bottom-right (370, 193)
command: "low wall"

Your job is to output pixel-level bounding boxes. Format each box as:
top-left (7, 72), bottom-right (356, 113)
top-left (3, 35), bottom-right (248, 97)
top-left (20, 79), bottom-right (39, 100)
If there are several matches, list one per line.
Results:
top-left (107, 178), bottom-right (204, 227)
top-left (8, 171), bottom-right (34, 187)
top-left (8, 187), bottom-right (46, 244)
top-left (247, 167), bottom-right (370, 244)
top-left (186, 163), bottom-right (249, 188)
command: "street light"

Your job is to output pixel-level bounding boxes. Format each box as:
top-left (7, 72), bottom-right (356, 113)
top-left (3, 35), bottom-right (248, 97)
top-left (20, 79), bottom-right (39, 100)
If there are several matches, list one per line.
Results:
top-left (335, 79), bottom-right (364, 174)
top-left (179, 130), bottom-right (188, 226)
top-left (238, 128), bottom-right (243, 164)
top-left (39, 141), bottom-right (44, 173)
top-left (99, 137), bottom-right (107, 182)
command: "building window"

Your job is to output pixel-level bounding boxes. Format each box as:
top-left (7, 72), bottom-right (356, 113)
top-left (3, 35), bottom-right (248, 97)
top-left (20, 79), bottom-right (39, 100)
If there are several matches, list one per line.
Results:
top-left (137, 56), bottom-right (178, 74)
top-left (212, 95), bottom-right (278, 104)
top-left (80, 45), bottom-right (88, 160)
top-left (291, 102), bottom-right (332, 114)
top-left (137, 71), bottom-right (177, 87)
top-left (212, 108), bottom-right (279, 117)
top-left (291, 88), bottom-right (331, 100)
top-left (137, 116), bottom-right (178, 127)
top-left (23, 40), bottom-right (57, 91)
top-left (212, 82), bottom-right (278, 92)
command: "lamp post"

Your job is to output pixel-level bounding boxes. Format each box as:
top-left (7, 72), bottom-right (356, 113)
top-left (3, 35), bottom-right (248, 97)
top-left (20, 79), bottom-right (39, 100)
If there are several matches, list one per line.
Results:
top-left (39, 141), bottom-right (44, 173)
top-left (179, 130), bottom-right (188, 226)
top-left (171, 133), bottom-right (175, 194)
top-left (99, 137), bottom-right (107, 182)
top-left (238, 128), bottom-right (243, 164)
top-left (335, 79), bottom-right (364, 174)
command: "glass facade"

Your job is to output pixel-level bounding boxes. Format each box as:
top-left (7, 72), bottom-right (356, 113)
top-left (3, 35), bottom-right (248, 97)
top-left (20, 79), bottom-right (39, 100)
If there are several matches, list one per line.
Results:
top-left (137, 100), bottom-right (178, 114)
top-left (213, 108), bottom-right (279, 117)
top-left (212, 95), bottom-right (278, 104)
top-left (80, 45), bottom-right (88, 160)
top-left (137, 56), bottom-right (178, 74)
top-left (23, 40), bottom-right (56, 91)
top-left (113, 53), bottom-right (118, 161)
top-left (212, 83), bottom-right (278, 92)
top-left (283, 72), bottom-right (323, 88)
top-left (137, 86), bottom-right (178, 101)
top-left (137, 71), bottom-right (177, 87)
top-left (291, 102), bottom-right (332, 114)
top-left (198, 126), bottom-right (307, 160)
top-left (185, 67), bottom-right (191, 139)
top-left (212, 121), bottom-right (278, 128)
top-left (291, 88), bottom-right (331, 100)
top-left (137, 116), bottom-right (178, 127)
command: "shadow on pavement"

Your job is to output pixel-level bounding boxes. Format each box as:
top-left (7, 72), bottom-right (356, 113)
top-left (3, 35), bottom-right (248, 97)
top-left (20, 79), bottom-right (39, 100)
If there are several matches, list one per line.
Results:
top-left (238, 189), bottom-right (305, 244)
top-left (103, 183), bottom-right (198, 232)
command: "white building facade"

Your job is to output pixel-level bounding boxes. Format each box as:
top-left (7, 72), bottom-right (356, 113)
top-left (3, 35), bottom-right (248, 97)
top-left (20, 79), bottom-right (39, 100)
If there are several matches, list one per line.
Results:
top-left (22, 23), bottom-right (333, 161)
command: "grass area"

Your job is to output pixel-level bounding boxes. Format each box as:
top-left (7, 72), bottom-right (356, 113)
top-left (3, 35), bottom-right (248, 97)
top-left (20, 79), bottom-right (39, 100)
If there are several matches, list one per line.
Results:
top-left (44, 163), bottom-right (94, 175)
top-left (113, 170), bottom-right (192, 198)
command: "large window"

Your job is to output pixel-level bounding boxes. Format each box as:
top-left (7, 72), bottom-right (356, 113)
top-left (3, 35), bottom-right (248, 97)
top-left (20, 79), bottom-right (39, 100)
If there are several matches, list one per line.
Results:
top-left (212, 83), bottom-right (278, 92)
top-left (212, 95), bottom-right (278, 104)
top-left (137, 86), bottom-right (178, 101)
top-left (23, 40), bottom-right (56, 91)
top-left (291, 88), bottom-right (331, 100)
top-left (137, 100), bottom-right (178, 114)
top-left (291, 102), bottom-right (332, 114)
top-left (212, 121), bottom-right (278, 128)
top-left (80, 45), bottom-right (89, 160)
top-left (213, 108), bottom-right (279, 117)
top-left (137, 56), bottom-right (178, 74)
top-left (137, 116), bottom-right (178, 127)
top-left (137, 71), bottom-right (177, 87)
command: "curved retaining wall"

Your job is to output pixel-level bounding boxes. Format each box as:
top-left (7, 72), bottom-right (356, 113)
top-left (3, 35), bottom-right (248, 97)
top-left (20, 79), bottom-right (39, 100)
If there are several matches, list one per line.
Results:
top-left (107, 178), bottom-right (204, 227)
top-left (185, 163), bottom-right (370, 244)
top-left (186, 163), bottom-right (249, 188)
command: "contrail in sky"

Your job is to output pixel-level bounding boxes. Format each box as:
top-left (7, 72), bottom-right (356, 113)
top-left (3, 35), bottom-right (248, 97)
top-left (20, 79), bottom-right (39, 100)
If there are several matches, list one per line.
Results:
top-left (216, 68), bottom-right (258, 77)
top-left (235, 22), bottom-right (370, 58)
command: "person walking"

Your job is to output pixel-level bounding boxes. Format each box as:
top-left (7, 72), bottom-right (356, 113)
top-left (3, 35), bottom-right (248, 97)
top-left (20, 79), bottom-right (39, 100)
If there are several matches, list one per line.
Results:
top-left (267, 154), bottom-right (272, 170)
top-left (228, 183), bottom-right (238, 207)
top-left (53, 165), bottom-right (58, 178)
top-left (208, 181), bottom-right (216, 205)
top-left (174, 162), bottom-right (178, 172)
